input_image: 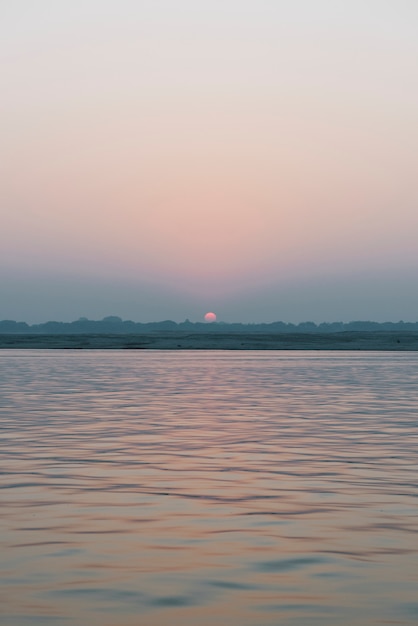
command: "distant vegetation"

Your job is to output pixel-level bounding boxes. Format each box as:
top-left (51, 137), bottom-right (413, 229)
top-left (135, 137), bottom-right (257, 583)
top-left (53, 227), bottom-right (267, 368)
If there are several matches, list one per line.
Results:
top-left (1, 316), bottom-right (418, 334)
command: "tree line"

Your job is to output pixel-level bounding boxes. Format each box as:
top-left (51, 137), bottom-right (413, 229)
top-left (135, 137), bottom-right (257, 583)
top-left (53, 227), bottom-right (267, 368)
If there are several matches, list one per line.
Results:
top-left (1, 316), bottom-right (418, 334)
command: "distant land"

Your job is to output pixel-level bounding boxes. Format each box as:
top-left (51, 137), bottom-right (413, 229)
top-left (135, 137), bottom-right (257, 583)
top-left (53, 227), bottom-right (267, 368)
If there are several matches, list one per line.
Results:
top-left (2, 316), bottom-right (418, 334)
top-left (1, 317), bottom-right (418, 350)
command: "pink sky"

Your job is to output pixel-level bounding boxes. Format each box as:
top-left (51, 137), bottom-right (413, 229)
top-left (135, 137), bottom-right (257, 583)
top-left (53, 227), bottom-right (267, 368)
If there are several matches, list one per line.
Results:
top-left (1, 1), bottom-right (418, 322)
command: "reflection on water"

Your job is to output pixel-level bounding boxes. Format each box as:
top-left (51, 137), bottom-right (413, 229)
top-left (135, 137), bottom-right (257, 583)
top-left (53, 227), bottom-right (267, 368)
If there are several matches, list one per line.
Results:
top-left (0, 350), bottom-right (417, 626)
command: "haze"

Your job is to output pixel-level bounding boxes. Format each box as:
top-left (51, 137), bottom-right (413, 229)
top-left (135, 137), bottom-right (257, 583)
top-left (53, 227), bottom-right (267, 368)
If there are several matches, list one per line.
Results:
top-left (1, 1), bottom-right (417, 323)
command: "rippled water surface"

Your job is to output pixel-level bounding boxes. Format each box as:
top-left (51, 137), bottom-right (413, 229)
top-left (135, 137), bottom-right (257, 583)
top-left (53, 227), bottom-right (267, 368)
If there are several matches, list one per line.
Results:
top-left (1, 350), bottom-right (417, 626)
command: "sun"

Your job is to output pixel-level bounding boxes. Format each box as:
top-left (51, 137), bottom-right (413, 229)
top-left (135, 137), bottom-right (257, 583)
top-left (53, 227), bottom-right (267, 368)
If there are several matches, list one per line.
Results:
top-left (204, 312), bottom-right (217, 323)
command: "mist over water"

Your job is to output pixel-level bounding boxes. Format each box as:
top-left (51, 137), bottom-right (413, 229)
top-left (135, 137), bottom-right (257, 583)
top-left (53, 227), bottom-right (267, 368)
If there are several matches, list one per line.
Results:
top-left (1, 351), bottom-right (417, 625)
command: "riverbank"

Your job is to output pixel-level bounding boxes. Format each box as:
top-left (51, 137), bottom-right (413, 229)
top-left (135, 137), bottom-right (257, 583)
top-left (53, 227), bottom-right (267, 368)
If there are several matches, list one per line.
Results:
top-left (1, 331), bottom-right (418, 350)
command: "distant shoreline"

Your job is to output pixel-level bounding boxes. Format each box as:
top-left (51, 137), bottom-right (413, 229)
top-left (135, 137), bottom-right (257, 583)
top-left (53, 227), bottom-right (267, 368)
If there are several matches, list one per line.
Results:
top-left (1, 331), bottom-right (418, 350)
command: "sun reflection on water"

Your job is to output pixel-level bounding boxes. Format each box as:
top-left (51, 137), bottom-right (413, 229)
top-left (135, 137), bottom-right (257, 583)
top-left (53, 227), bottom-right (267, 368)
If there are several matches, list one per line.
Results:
top-left (0, 351), bottom-right (417, 625)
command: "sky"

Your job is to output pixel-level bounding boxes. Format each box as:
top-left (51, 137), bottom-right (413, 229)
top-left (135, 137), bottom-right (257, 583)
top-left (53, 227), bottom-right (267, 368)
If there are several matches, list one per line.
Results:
top-left (1, 0), bottom-right (418, 323)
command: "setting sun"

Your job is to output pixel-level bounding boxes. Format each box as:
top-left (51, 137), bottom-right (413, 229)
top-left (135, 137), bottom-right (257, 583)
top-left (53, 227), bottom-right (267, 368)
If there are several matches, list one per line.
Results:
top-left (204, 312), bottom-right (217, 323)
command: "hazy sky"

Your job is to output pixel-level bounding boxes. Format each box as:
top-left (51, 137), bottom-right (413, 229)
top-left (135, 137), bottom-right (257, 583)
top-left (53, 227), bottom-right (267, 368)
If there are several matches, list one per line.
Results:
top-left (1, 1), bottom-right (418, 323)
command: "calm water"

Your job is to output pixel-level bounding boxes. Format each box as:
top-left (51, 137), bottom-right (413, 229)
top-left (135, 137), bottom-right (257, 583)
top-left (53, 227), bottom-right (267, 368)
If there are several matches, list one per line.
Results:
top-left (0, 350), bottom-right (417, 626)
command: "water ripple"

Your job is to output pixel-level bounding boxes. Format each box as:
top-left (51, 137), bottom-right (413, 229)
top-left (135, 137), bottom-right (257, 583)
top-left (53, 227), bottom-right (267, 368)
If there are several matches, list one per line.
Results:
top-left (1, 350), bottom-right (417, 625)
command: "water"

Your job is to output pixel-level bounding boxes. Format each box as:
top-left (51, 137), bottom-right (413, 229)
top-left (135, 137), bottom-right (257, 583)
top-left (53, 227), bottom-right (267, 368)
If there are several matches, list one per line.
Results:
top-left (0, 350), bottom-right (417, 626)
